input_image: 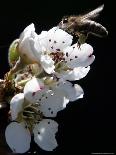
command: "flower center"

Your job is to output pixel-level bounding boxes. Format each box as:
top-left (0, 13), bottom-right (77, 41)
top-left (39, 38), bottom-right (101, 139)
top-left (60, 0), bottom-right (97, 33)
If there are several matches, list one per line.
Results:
top-left (50, 52), bottom-right (65, 63)
top-left (16, 103), bottom-right (43, 132)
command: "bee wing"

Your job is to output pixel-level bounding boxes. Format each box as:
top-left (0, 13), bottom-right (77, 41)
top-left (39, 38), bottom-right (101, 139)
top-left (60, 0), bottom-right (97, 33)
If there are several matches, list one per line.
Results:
top-left (82, 4), bottom-right (104, 20)
top-left (79, 19), bottom-right (108, 37)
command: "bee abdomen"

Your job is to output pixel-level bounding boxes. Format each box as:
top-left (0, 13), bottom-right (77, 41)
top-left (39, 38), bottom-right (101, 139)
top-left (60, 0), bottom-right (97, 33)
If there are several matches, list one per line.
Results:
top-left (86, 20), bottom-right (108, 37)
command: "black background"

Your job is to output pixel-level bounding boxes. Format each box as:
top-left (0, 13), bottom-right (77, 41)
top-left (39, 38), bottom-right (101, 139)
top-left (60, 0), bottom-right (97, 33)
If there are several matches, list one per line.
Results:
top-left (0, 0), bottom-right (115, 154)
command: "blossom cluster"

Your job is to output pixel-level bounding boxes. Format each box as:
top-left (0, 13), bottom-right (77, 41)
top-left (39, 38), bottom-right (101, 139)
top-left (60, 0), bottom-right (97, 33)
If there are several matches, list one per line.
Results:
top-left (2, 23), bottom-right (95, 153)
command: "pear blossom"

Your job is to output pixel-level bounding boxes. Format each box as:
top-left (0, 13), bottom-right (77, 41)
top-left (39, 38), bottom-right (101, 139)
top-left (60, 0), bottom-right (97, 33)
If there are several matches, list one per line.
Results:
top-left (17, 23), bottom-right (95, 78)
top-left (5, 77), bottom-right (83, 153)
top-left (36, 26), bottom-right (95, 79)
top-left (5, 23), bottom-right (95, 154)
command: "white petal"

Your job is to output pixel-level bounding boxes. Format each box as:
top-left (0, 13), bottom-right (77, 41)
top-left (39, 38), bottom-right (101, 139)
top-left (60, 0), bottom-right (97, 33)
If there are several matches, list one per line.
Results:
top-left (31, 36), bottom-right (55, 74)
top-left (19, 23), bottom-right (35, 41)
top-left (38, 27), bottom-right (58, 51)
top-left (47, 28), bottom-right (73, 51)
top-left (18, 23), bottom-right (39, 63)
top-left (24, 77), bottom-right (45, 103)
top-left (33, 119), bottom-right (58, 151)
top-left (29, 37), bottom-right (42, 59)
top-left (19, 38), bottom-right (37, 63)
top-left (56, 66), bottom-right (90, 81)
top-left (38, 31), bottom-right (49, 49)
top-left (10, 93), bottom-right (24, 120)
top-left (5, 122), bottom-right (31, 153)
top-left (63, 43), bottom-right (95, 68)
top-left (39, 89), bottom-right (69, 117)
top-left (39, 31), bottom-right (48, 40)
top-left (29, 38), bottom-right (55, 75)
top-left (39, 27), bottom-right (73, 52)
top-left (40, 54), bottom-right (55, 74)
top-left (55, 80), bottom-right (84, 101)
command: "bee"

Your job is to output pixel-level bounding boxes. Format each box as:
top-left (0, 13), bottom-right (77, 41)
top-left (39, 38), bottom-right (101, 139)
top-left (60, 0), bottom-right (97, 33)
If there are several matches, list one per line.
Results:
top-left (58, 4), bottom-right (108, 45)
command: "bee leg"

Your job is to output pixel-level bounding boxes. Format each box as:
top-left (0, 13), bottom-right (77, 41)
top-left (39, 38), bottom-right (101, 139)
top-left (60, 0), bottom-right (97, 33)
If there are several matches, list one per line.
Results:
top-left (77, 41), bottom-right (81, 49)
top-left (74, 33), bottom-right (81, 48)
top-left (75, 32), bottom-right (87, 48)
top-left (78, 33), bottom-right (88, 45)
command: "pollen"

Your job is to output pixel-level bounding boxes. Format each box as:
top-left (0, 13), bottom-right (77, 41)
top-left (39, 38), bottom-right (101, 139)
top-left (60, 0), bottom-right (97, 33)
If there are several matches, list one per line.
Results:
top-left (50, 52), bottom-right (64, 63)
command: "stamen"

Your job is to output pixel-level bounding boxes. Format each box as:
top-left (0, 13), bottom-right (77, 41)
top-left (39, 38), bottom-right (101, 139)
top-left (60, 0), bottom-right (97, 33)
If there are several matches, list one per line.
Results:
top-left (51, 111), bottom-right (53, 114)
top-left (32, 92), bottom-right (36, 96)
top-left (50, 52), bottom-right (64, 63)
top-left (56, 49), bottom-right (60, 51)
top-left (88, 53), bottom-right (92, 57)
top-left (66, 52), bottom-right (68, 57)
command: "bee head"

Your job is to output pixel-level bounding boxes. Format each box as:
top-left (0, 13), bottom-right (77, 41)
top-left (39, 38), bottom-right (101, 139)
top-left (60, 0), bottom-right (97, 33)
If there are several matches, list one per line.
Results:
top-left (58, 16), bottom-right (69, 30)
top-left (62, 16), bottom-right (68, 24)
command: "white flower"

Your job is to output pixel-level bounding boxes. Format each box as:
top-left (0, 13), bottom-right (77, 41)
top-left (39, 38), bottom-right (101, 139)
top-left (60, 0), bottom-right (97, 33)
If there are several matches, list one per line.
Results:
top-left (6, 23), bottom-right (95, 154)
top-left (17, 24), bottom-right (94, 78)
top-left (24, 77), bottom-right (83, 116)
top-left (27, 26), bottom-right (73, 74)
top-left (36, 26), bottom-right (95, 80)
top-left (6, 77), bottom-right (83, 153)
